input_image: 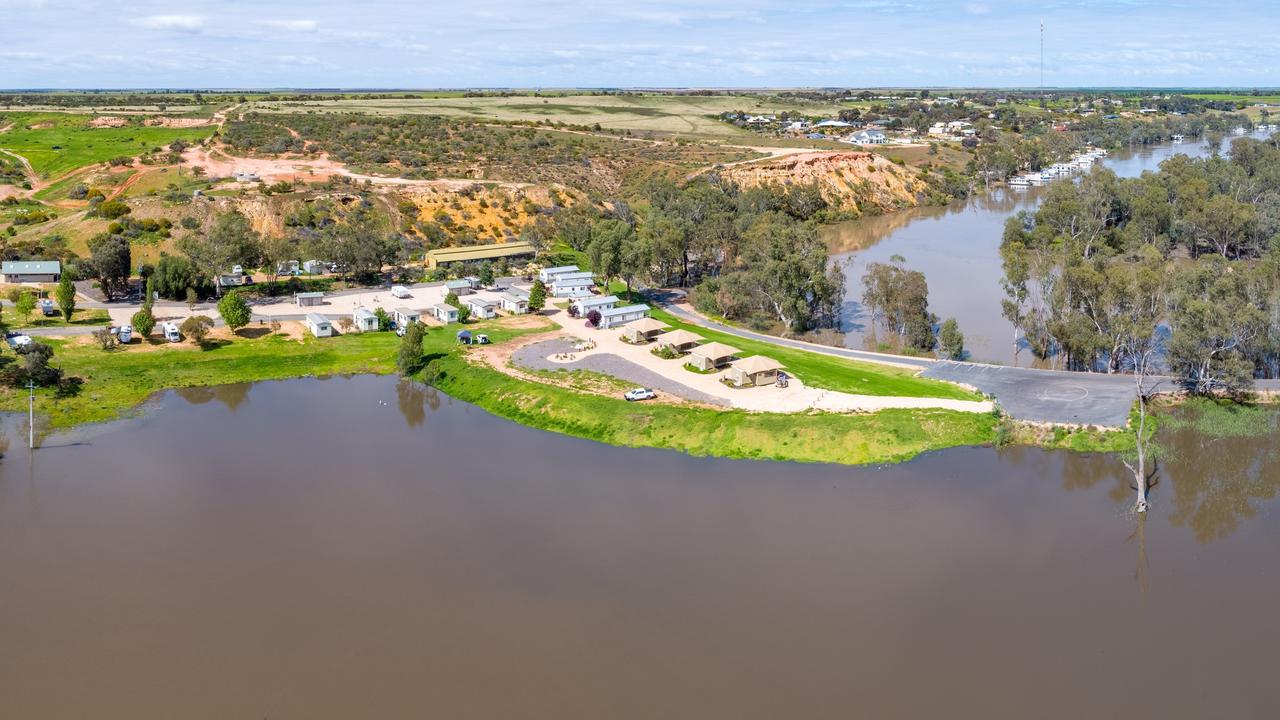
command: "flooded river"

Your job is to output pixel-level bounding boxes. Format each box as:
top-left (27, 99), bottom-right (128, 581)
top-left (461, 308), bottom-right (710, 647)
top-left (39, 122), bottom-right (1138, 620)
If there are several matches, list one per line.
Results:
top-left (826, 134), bottom-right (1263, 365)
top-left (2, 374), bottom-right (1278, 718)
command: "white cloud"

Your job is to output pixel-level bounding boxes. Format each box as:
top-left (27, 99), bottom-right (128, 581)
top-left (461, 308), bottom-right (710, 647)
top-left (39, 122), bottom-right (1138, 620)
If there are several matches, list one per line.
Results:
top-left (264, 19), bottom-right (318, 32)
top-left (136, 15), bottom-right (205, 33)
top-left (964, 3), bottom-right (991, 15)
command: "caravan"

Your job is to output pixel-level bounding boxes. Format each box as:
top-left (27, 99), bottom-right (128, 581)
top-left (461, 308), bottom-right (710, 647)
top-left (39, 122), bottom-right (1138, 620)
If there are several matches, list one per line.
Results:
top-left (162, 322), bottom-right (181, 343)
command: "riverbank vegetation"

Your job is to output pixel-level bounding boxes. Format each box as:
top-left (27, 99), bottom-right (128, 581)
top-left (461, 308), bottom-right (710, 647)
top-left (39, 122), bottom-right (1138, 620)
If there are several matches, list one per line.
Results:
top-left (999, 134), bottom-right (1280, 392)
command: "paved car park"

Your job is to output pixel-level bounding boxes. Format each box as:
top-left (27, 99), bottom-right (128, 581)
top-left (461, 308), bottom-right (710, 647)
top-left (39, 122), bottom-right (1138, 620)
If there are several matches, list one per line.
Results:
top-left (923, 361), bottom-right (1139, 427)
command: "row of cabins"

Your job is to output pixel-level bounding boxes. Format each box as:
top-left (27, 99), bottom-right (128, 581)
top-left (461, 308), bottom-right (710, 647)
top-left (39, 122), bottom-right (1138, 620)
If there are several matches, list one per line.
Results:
top-left (649, 328), bottom-right (785, 387)
top-left (539, 265), bottom-right (597, 298)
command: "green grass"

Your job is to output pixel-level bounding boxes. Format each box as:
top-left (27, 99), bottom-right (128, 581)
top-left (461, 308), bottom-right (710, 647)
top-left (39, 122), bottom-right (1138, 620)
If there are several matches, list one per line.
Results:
top-left (0, 112), bottom-right (216, 179)
top-left (11, 308), bottom-right (110, 329)
top-left (429, 352), bottom-right (998, 465)
top-left (647, 307), bottom-right (981, 401)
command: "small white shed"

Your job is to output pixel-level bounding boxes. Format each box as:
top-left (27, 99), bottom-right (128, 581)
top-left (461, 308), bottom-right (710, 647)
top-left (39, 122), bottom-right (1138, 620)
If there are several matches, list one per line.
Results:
top-left (466, 297), bottom-right (498, 320)
top-left (393, 307), bottom-right (422, 328)
top-left (432, 303), bottom-right (459, 323)
top-left (305, 313), bottom-right (333, 338)
top-left (352, 307), bottom-right (378, 332)
top-left (295, 291), bottom-right (325, 307)
top-left (500, 291), bottom-right (529, 314)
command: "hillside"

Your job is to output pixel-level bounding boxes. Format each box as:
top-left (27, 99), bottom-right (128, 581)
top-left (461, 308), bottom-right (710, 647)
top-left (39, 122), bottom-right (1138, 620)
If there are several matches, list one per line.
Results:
top-left (718, 151), bottom-right (934, 216)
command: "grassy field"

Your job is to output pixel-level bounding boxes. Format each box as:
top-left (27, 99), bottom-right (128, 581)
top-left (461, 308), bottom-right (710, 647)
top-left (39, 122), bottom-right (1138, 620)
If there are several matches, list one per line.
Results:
top-left (431, 352), bottom-right (998, 465)
top-left (648, 307), bottom-right (981, 401)
top-left (0, 112), bottom-right (216, 179)
top-left (249, 93), bottom-right (845, 138)
top-left (10, 308), bottom-right (110, 329)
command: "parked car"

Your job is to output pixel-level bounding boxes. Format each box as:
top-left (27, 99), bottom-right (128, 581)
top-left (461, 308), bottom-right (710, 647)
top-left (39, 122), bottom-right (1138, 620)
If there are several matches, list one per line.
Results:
top-left (474, 334), bottom-right (489, 345)
top-left (117, 324), bottom-right (133, 343)
top-left (624, 388), bottom-right (657, 402)
top-left (39, 298), bottom-right (56, 316)
top-left (232, 264), bottom-right (244, 274)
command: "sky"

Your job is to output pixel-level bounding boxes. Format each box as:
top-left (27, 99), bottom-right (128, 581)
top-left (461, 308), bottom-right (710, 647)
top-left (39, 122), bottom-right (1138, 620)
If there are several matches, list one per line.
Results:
top-left (1, 0), bottom-right (1278, 89)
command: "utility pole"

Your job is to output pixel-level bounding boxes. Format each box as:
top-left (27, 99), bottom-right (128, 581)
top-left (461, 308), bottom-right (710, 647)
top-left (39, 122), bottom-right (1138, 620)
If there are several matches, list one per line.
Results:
top-left (1040, 20), bottom-right (1045, 105)
top-left (26, 380), bottom-right (35, 450)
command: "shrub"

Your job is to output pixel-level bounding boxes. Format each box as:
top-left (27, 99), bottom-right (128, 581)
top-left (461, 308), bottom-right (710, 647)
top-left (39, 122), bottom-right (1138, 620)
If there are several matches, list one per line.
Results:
top-left (180, 315), bottom-right (215, 343)
top-left (132, 309), bottom-right (155, 339)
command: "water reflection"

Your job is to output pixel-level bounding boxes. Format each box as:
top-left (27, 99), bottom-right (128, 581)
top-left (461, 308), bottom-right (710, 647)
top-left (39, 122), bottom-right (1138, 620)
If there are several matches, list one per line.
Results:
top-left (1, 375), bottom-right (1279, 718)
top-left (175, 383), bottom-right (252, 412)
top-left (1162, 420), bottom-right (1280, 543)
top-left (825, 133), bottom-right (1273, 364)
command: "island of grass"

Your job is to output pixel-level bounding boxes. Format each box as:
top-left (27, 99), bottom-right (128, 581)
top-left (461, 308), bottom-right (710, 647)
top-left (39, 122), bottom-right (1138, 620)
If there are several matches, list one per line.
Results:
top-left (0, 112), bottom-right (216, 179)
top-left (0, 315), bottom-right (1008, 465)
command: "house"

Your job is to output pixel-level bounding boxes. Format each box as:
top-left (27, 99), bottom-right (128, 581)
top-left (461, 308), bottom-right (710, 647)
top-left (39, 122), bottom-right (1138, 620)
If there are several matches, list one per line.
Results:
top-left (571, 294), bottom-right (619, 316)
top-left (352, 307), bottom-right (378, 332)
top-left (499, 291), bottom-right (529, 314)
top-left (551, 275), bottom-right (594, 297)
top-left (1, 260), bottom-right (61, 284)
top-left (654, 329), bottom-right (702, 353)
top-left (295, 291), bottom-right (325, 307)
top-left (686, 341), bottom-right (741, 371)
top-left (621, 317), bottom-right (669, 343)
top-left (727, 355), bottom-right (785, 387)
top-left (538, 265), bottom-right (579, 284)
top-left (444, 279), bottom-right (475, 297)
top-left (466, 297), bottom-right (498, 320)
top-left (304, 313), bottom-right (333, 338)
top-left (393, 307), bottom-right (422, 327)
top-left (431, 303), bottom-right (459, 323)
top-left (596, 304), bottom-right (649, 329)
top-left (847, 130), bottom-right (887, 145)
top-left (425, 240), bottom-right (535, 269)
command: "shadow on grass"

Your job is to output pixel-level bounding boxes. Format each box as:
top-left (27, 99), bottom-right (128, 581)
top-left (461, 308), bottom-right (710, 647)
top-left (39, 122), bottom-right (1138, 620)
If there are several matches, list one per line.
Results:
top-left (197, 339), bottom-right (231, 351)
top-left (54, 376), bottom-right (84, 399)
top-left (236, 327), bottom-right (273, 339)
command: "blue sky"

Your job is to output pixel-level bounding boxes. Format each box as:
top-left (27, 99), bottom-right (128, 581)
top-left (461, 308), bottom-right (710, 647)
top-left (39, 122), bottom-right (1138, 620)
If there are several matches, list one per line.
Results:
top-left (1, 0), bottom-right (1277, 89)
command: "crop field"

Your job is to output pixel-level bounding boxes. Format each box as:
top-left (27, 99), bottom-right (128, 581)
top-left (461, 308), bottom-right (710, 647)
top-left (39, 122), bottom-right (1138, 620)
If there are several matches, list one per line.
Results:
top-left (0, 112), bottom-right (216, 179)
top-left (248, 94), bottom-right (844, 137)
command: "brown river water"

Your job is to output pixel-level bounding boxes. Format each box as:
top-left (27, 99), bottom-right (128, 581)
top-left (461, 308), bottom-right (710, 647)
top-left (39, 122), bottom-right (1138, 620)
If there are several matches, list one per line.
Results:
top-left (825, 133), bottom-right (1270, 365)
top-left (2, 374), bottom-right (1278, 718)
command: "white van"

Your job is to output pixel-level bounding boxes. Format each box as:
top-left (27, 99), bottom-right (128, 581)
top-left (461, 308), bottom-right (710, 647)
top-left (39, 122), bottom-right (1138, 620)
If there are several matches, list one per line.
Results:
top-left (117, 324), bottom-right (133, 344)
top-left (162, 322), bottom-right (181, 343)
top-left (391, 285), bottom-right (411, 299)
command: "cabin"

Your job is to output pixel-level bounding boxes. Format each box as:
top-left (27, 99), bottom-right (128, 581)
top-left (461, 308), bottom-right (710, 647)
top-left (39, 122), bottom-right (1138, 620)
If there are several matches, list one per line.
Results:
top-left (538, 265), bottom-right (579, 284)
top-left (425, 241), bottom-right (536, 269)
top-left (654, 329), bottom-right (702, 353)
top-left (571, 294), bottom-right (619, 316)
top-left (686, 341), bottom-right (741, 372)
top-left (727, 356), bottom-right (785, 387)
top-left (596, 304), bottom-right (649, 330)
top-left (621, 317), bottom-right (669, 343)
top-left (466, 297), bottom-right (498, 320)
top-left (1, 260), bottom-right (61, 284)
top-left (295, 291), bottom-right (325, 307)
top-left (393, 307), bottom-right (422, 328)
top-left (305, 313), bottom-right (333, 338)
top-left (500, 290), bottom-right (529, 314)
top-left (444, 279), bottom-right (475, 297)
top-left (302, 260), bottom-right (326, 275)
top-left (551, 275), bottom-right (594, 297)
top-left (431, 303), bottom-right (459, 323)
top-left (352, 307), bottom-right (378, 332)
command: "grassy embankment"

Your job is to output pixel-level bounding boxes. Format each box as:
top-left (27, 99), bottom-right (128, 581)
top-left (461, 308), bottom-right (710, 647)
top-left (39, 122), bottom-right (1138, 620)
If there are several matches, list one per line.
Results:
top-left (646, 306), bottom-right (981, 401)
top-left (2, 314), bottom-right (997, 465)
top-left (0, 112), bottom-right (215, 179)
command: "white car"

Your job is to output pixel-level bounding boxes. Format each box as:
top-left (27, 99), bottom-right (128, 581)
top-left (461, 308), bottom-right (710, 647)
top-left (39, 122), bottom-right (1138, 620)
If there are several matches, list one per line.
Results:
top-left (117, 324), bottom-right (133, 343)
top-left (6, 333), bottom-right (32, 349)
top-left (232, 265), bottom-right (244, 274)
top-left (624, 388), bottom-right (657, 402)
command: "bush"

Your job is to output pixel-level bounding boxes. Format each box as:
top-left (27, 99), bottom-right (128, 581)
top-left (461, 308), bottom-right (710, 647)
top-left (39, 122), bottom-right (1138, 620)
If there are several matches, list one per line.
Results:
top-left (180, 315), bottom-right (215, 343)
top-left (217, 291), bottom-right (252, 331)
top-left (95, 200), bottom-right (131, 219)
top-left (132, 309), bottom-right (155, 339)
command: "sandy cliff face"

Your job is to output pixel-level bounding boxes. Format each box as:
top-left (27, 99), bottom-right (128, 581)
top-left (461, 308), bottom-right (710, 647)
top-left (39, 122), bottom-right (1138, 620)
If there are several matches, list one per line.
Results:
top-left (719, 151), bottom-right (926, 215)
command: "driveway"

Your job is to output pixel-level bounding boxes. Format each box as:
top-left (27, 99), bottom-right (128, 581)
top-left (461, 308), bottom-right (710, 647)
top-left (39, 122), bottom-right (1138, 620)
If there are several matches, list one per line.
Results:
top-left (923, 361), bottom-right (1138, 427)
top-left (512, 338), bottom-right (729, 406)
